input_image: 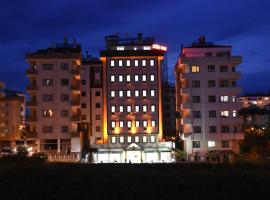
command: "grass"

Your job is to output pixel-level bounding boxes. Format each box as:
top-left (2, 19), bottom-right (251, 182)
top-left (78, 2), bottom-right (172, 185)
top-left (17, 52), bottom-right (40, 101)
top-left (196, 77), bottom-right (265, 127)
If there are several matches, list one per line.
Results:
top-left (0, 160), bottom-right (270, 200)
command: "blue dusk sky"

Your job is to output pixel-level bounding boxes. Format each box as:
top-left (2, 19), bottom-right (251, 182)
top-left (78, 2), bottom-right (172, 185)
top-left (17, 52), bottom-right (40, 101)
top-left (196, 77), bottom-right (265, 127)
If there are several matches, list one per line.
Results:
top-left (0, 0), bottom-right (270, 94)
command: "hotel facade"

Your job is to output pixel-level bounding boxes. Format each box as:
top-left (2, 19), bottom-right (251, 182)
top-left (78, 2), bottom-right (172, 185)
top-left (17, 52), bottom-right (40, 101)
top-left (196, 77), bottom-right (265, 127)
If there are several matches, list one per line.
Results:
top-left (175, 37), bottom-right (243, 160)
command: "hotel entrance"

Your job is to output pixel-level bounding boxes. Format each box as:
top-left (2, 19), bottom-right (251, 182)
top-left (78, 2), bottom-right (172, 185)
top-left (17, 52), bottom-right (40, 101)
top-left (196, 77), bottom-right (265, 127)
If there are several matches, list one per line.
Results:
top-left (126, 143), bottom-right (142, 163)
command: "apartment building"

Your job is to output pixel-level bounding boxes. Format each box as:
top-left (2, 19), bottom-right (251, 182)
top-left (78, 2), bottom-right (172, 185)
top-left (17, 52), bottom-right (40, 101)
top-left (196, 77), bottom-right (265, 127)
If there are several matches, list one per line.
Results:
top-left (25, 37), bottom-right (82, 154)
top-left (175, 36), bottom-right (243, 160)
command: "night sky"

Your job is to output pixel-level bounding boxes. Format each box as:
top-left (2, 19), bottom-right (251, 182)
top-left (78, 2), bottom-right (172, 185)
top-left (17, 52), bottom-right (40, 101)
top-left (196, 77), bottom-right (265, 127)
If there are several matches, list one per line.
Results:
top-left (1, 0), bottom-right (270, 94)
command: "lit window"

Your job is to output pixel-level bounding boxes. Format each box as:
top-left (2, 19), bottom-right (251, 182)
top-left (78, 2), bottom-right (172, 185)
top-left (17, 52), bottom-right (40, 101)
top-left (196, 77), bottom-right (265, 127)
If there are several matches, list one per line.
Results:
top-left (119, 60), bottom-right (123, 66)
top-left (135, 75), bottom-right (139, 82)
top-left (150, 60), bottom-right (155, 66)
top-left (142, 75), bottom-right (147, 82)
top-left (119, 106), bottom-right (124, 113)
top-left (150, 136), bottom-right (155, 143)
top-left (150, 75), bottom-right (155, 82)
top-left (151, 120), bottom-right (156, 127)
top-left (135, 90), bottom-right (139, 97)
top-left (111, 106), bottom-right (116, 113)
top-left (151, 105), bottom-right (156, 113)
top-left (119, 136), bottom-right (124, 143)
top-left (135, 105), bottom-right (140, 112)
top-left (208, 141), bottom-right (216, 148)
top-left (119, 75), bottom-right (123, 82)
top-left (127, 105), bottom-right (131, 113)
top-left (150, 90), bottom-right (155, 97)
top-left (126, 60), bottom-right (131, 67)
top-left (135, 136), bottom-right (139, 143)
top-left (110, 75), bottom-right (115, 83)
top-left (111, 136), bottom-right (116, 144)
top-left (119, 90), bottom-right (124, 97)
top-left (220, 96), bottom-right (229, 102)
top-left (142, 90), bottom-right (147, 97)
top-left (135, 60), bottom-right (139, 67)
top-left (127, 90), bottom-right (131, 97)
top-left (117, 46), bottom-right (124, 51)
top-left (142, 136), bottom-right (147, 143)
top-left (142, 60), bottom-right (146, 67)
top-left (143, 46), bottom-right (151, 50)
top-left (119, 121), bottom-right (124, 128)
top-left (43, 109), bottom-right (53, 117)
top-left (126, 75), bottom-right (131, 82)
top-left (143, 105), bottom-right (147, 113)
top-left (233, 110), bottom-right (237, 117)
top-left (111, 121), bottom-right (116, 128)
top-left (232, 96), bottom-right (236, 102)
top-left (143, 120), bottom-right (148, 127)
top-left (191, 65), bottom-right (200, 73)
top-left (110, 60), bottom-right (115, 67)
top-left (110, 90), bottom-right (115, 98)
top-left (221, 110), bottom-right (229, 117)
top-left (135, 121), bottom-right (140, 127)
top-left (127, 136), bottom-right (132, 143)
top-left (127, 121), bottom-right (132, 128)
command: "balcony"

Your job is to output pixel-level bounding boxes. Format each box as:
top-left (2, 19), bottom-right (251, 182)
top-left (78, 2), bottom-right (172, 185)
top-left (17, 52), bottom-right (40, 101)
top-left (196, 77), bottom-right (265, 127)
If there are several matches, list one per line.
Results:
top-left (70, 100), bottom-right (80, 107)
top-left (26, 85), bottom-right (38, 91)
top-left (71, 115), bottom-right (81, 121)
top-left (26, 101), bottom-right (38, 107)
top-left (25, 132), bottom-right (38, 139)
top-left (71, 131), bottom-right (80, 137)
top-left (70, 84), bottom-right (80, 91)
top-left (182, 102), bottom-right (191, 109)
top-left (181, 88), bottom-right (190, 94)
top-left (70, 69), bottom-right (80, 76)
top-left (26, 69), bottom-right (38, 76)
top-left (26, 116), bottom-right (38, 122)
top-left (182, 117), bottom-right (192, 124)
top-left (219, 71), bottom-right (241, 79)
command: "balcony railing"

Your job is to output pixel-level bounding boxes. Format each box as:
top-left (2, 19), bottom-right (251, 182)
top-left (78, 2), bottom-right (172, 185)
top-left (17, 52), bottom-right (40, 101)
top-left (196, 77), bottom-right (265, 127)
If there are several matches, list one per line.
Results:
top-left (70, 69), bottom-right (80, 75)
top-left (70, 84), bottom-right (80, 91)
top-left (26, 85), bottom-right (38, 91)
top-left (26, 116), bottom-right (38, 122)
top-left (70, 100), bottom-right (80, 106)
top-left (26, 101), bottom-right (38, 107)
top-left (25, 131), bottom-right (38, 138)
top-left (26, 69), bottom-right (38, 75)
top-left (71, 115), bottom-right (81, 121)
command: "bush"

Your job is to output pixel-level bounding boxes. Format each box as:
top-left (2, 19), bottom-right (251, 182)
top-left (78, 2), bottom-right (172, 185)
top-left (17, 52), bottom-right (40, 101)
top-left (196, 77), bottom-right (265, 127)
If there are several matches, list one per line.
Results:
top-left (16, 145), bottom-right (28, 157)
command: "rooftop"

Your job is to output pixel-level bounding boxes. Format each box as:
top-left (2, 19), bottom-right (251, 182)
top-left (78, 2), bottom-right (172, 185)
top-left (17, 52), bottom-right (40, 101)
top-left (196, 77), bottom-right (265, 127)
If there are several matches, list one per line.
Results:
top-left (184, 36), bottom-right (231, 48)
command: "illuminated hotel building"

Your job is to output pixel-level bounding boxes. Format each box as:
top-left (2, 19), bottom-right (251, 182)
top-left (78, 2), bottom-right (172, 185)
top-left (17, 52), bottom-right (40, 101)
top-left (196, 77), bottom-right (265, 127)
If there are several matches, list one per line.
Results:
top-left (175, 37), bottom-right (243, 160)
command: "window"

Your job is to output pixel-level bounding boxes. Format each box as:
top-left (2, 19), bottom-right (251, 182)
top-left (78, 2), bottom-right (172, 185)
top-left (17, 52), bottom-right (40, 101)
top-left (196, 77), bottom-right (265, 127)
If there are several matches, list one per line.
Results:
top-left (144, 46), bottom-right (151, 50)
top-left (61, 79), bottom-right (69, 86)
top-left (119, 136), bottom-right (124, 143)
top-left (110, 90), bottom-right (115, 98)
top-left (208, 80), bottom-right (216, 87)
top-left (209, 126), bottom-right (217, 133)
top-left (135, 90), bottom-right (139, 97)
top-left (96, 103), bottom-right (101, 108)
top-left (208, 141), bottom-right (216, 148)
top-left (119, 60), bottom-right (123, 67)
top-left (118, 75), bottom-right (123, 82)
top-left (61, 126), bottom-right (69, 133)
top-left (95, 91), bottom-right (100, 96)
top-left (151, 120), bottom-right (156, 127)
top-left (209, 110), bottom-right (216, 118)
top-left (232, 96), bottom-right (236, 102)
top-left (142, 136), bottom-right (147, 143)
top-left (220, 96), bottom-right (229, 102)
top-left (193, 111), bottom-right (201, 118)
top-left (135, 136), bottom-right (139, 143)
top-left (192, 96), bottom-right (200, 103)
top-left (192, 141), bottom-right (200, 148)
top-left (119, 90), bottom-right (124, 97)
top-left (111, 136), bottom-right (116, 144)
top-left (208, 95), bottom-right (216, 103)
top-left (150, 59), bottom-right (155, 66)
top-left (207, 65), bottom-right (215, 72)
top-left (135, 121), bottom-right (140, 128)
top-left (111, 106), bottom-right (116, 113)
top-left (96, 115), bottom-right (101, 120)
top-left (42, 79), bottom-right (53, 86)
top-left (42, 64), bottom-right (53, 71)
top-left (61, 94), bottom-right (69, 101)
top-left (127, 105), bottom-right (131, 113)
top-left (110, 75), bottom-right (115, 83)
top-left (96, 126), bottom-right (101, 132)
top-left (61, 110), bottom-right (69, 117)
top-left (119, 121), bottom-right (124, 128)
top-left (142, 60), bottom-right (146, 67)
top-left (192, 81), bottom-right (200, 88)
top-left (234, 126), bottom-right (238, 133)
top-left (143, 120), bottom-right (148, 127)
top-left (220, 66), bottom-right (228, 72)
top-left (127, 136), bottom-right (132, 143)
top-left (142, 75), bottom-right (147, 82)
top-left (81, 103), bottom-right (86, 108)
top-left (110, 60), bottom-right (115, 67)
top-left (117, 46), bottom-right (124, 51)
top-left (111, 121), bottom-right (116, 128)
top-left (42, 126), bottom-right (53, 133)
top-left (42, 109), bottom-right (53, 117)
top-left (126, 90), bottom-right (131, 98)
top-left (150, 75), bottom-right (155, 82)
top-left (150, 90), bottom-right (155, 97)
top-left (142, 90), bottom-right (147, 97)
top-left (127, 121), bottom-right (132, 128)
top-left (134, 75), bottom-right (139, 82)
top-left (191, 65), bottom-right (200, 73)
top-left (126, 60), bottom-right (131, 67)
top-left (135, 105), bottom-right (140, 112)
top-left (232, 110), bottom-right (237, 117)
top-left (221, 126), bottom-right (230, 133)
top-left (232, 67), bottom-right (236, 72)
top-left (221, 111), bottom-right (229, 118)
top-left (221, 140), bottom-right (230, 148)
top-left (220, 80), bottom-right (229, 87)
top-left (81, 91), bottom-right (86, 97)
top-left (61, 63), bottom-right (69, 71)
top-left (150, 136), bottom-right (155, 143)
top-left (193, 126), bottom-right (201, 133)
top-left (126, 75), bottom-right (131, 83)
top-left (135, 60), bottom-right (139, 67)
top-left (232, 81), bottom-right (236, 87)
top-left (81, 80), bottom-right (86, 85)
top-left (81, 115), bottom-right (86, 120)
top-left (119, 106), bottom-right (124, 113)
top-left (143, 105), bottom-right (147, 113)
top-left (151, 105), bottom-right (156, 113)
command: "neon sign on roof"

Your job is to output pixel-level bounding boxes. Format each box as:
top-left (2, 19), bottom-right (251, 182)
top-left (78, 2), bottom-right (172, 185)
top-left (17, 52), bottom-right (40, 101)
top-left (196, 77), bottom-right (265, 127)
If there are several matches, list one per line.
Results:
top-left (152, 44), bottom-right (167, 51)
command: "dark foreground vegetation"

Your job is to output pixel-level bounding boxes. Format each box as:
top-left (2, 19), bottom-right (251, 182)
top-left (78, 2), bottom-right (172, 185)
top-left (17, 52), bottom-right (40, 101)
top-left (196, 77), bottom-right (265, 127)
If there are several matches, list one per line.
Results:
top-left (0, 157), bottom-right (270, 200)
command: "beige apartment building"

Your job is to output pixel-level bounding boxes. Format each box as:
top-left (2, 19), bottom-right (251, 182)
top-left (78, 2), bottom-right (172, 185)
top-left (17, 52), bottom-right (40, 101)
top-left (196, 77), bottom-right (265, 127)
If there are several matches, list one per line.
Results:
top-left (175, 37), bottom-right (243, 160)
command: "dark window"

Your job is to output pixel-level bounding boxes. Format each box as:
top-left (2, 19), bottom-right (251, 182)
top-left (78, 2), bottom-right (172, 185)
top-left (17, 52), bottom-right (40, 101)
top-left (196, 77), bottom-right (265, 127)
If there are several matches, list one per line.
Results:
top-left (61, 79), bottom-right (69, 86)
top-left (232, 67), bottom-right (236, 72)
top-left (81, 80), bottom-right (86, 85)
top-left (221, 126), bottom-right (230, 133)
top-left (42, 126), bottom-right (53, 133)
top-left (81, 91), bottom-right (86, 97)
top-left (42, 79), bottom-right (53, 86)
top-left (42, 95), bottom-right (53, 102)
top-left (193, 111), bottom-right (201, 118)
top-left (42, 64), bottom-right (53, 71)
top-left (81, 103), bottom-right (86, 108)
top-left (61, 110), bottom-right (69, 117)
top-left (95, 91), bottom-right (101, 96)
top-left (220, 66), bottom-right (228, 72)
top-left (192, 141), bottom-right (200, 148)
top-left (96, 115), bottom-right (101, 120)
top-left (96, 126), bottom-right (101, 132)
top-left (208, 65), bottom-right (215, 72)
top-left (61, 94), bottom-right (69, 101)
top-left (96, 103), bottom-right (101, 108)
top-left (192, 96), bottom-right (200, 103)
top-left (208, 80), bottom-right (215, 87)
top-left (221, 140), bottom-right (230, 148)
top-left (205, 52), bottom-right (212, 57)
top-left (209, 110), bottom-right (216, 118)
top-left (233, 126), bottom-right (238, 133)
top-left (232, 81), bottom-right (236, 87)
top-left (208, 95), bottom-right (216, 102)
top-left (61, 126), bottom-right (69, 133)
top-left (192, 80), bottom-right (200, 88)
top-left (220, 80), bottom-right (229, 87)
top-left (61, 63), bottom-right (69, 71)
top-left (193, 126), bottom-right (201, 133)
top-left (209, 126), bottom-right (217, 133)
top-left (81, 115), bottom-right (86, 120)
